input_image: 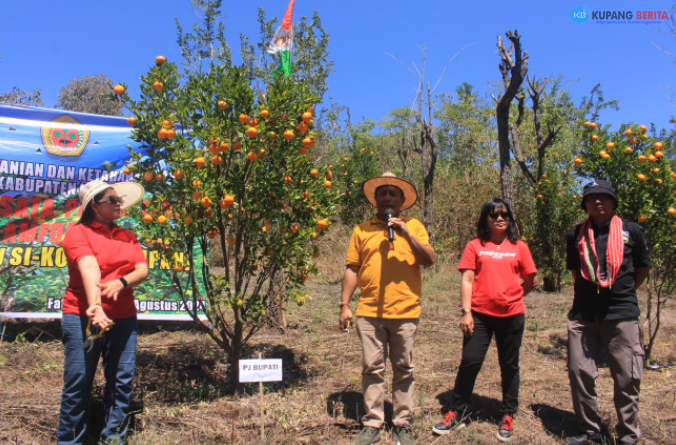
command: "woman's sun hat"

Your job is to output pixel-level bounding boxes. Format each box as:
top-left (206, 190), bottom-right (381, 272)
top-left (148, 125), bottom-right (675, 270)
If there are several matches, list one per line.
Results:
top-left (79, 180), bottom-right (145, 210)
top-left (362, 172), bottom-right (418, 211)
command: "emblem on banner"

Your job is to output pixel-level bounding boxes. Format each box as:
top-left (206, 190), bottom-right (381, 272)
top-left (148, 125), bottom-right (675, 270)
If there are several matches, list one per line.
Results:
top-left (41, 114), bottom-right (89, 156)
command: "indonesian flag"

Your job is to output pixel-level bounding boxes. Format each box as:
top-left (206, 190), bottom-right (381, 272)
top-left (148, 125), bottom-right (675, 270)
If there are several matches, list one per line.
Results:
top-left (267, 0), bottom-right (295, 77)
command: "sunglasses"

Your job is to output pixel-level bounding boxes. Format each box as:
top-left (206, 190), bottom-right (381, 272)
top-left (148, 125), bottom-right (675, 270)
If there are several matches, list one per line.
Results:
top-left (489, 211), bottom-right (510, 220)
top-left (96, 196), bottom-right (124, 205)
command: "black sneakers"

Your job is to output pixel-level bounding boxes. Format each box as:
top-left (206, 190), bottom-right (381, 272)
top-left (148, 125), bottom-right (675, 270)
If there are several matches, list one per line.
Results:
top-left (432, 410), bottom-right (466, 435)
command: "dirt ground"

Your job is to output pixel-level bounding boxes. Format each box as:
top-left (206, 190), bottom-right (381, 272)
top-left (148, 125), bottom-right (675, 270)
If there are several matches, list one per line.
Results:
top-left (1, 275), bottom-right (676, 444)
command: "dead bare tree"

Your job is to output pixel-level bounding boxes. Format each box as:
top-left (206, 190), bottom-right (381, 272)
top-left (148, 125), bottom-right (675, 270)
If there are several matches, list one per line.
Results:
top-left (494, 30), bottom-right (528, 208)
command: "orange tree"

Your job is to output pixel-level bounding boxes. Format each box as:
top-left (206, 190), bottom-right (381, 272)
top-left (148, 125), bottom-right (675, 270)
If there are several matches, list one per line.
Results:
top-left (116, 58), bottom-right (339, 388)
top-left (574, 121), bottom-right (676, 363)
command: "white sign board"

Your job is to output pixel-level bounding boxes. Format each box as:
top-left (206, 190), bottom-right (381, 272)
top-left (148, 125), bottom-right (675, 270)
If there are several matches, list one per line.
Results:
top-left (239, 359), bottom-right (283, 383)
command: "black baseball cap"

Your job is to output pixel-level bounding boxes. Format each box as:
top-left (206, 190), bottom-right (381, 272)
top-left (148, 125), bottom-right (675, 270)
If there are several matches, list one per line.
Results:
top-left (581, 180), bottom-right (618, 209)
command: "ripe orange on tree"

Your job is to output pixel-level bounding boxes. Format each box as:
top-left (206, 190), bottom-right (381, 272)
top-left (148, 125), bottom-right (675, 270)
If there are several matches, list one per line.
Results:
top-left (667, 208), bottom-right (676, 216)
top-left (591, 134), bottom-right (599, 142)
top-left (640, 125), bottom-right (648, 133)
top-left (219, 141), bottom-right (229, 151)
top-left (238, 113), bottom-right (249, 124)
top-left (123, 167), bottom-right (131, 175)
top-left (200, 197), bottom-right (212, 207)
top-left (655, 141), bottom-right (663, 150)
top-left (648, 154), bottom-right (657, 163)
top-left (326, 171), bottom-right (333, 180)
top-left (246, 127), bottom-right (258, 138)
top-left (325, 180), bottom-right (332, 188)
top-left (655, 151), bottom-right (664, 159)
top-left (195, 157), bottom-right (206, 168)
top-left (298, 147), bottom-right (308, 156)
top-left (153, 81), bottom-right (163, 91)
top-left (232, 141), bottom-right (242, 150)
top-left (284, 129), bottom-right (295, 141)
top-left (157, 215), bottom-right (168, 225)
top-left (143, 214), bottom-right (153, 224)
top-left (638, 215), bottom-right (647, 223)
top-left (144, 171), bottom-right (155, 181)
top-left (127, 117), bottom-right (136, 126)
top-left (173, 264), bottom-right (184, 273)
top-left (155, 174), bottom-right (164, 182)
top-left (209, 143), bottom-right (220, 154)
top-left (183, 216), bottom-right (193, 224)
top-left (162, 120), bottom-right (173, 128)
top-left (192, 179), bottom-right (202, 188)
top-left (316, 219), bottom-right (328, 231)
top-left (296, 122), bottom-right (308, 133)
top-left (247, 152), bottom-right (258, 162)
top-left (302, 137), bottom-right (315, 148)
top-left (302, 191), bottom-right (310, 199)
top-left (589, 122), bottom-right (598, 129)
top-left (212, 155), bottom-right (222, 165)
top-left (628, 137), bottom-right (637, 145)
top-left (638, 174), bottom-right (646, 182)
top-left (310, 169), bottom-right (318, 178)
top-left (284, 176), bottom-right (293, 184)
top-left (192, 191), bottom-right (203, 200)
top-left (220, 194), bottom-right (235, 209)
top-left (606, 142), bottom-right (615, 149)
top-left (625, 147), bottom-right (633, 154)
top-left (301, 112), bottom-right (312, 122)
top-left (638, 155), bottom-right (647, 163)
top-left (248, 118), bottom-right (259, 127)
top-left (217, 100), bottom-right (227, 110)
top-left (260, 109), bottom-right (269, 119)
top-left (156, 55), bottom-right (166, 65)
top-left (113, 84), bottom-right (125, 95)
top-left (625, 128), bottom-right (633, 137)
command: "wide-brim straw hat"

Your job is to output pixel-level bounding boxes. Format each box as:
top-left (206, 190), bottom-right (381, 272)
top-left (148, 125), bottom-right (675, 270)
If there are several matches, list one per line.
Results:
top-left (362, 172), bottom-right (418, 211)
top-left (79, 180), bottom-right (145, 211)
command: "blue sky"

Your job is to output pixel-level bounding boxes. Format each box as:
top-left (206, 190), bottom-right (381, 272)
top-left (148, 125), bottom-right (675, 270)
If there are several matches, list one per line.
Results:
top-left (1, 1), bottom-right (674, 132)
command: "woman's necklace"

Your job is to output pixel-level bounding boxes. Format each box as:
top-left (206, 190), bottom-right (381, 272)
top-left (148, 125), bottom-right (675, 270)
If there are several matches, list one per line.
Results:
top-left (492, 237), bottom-right (507, 249)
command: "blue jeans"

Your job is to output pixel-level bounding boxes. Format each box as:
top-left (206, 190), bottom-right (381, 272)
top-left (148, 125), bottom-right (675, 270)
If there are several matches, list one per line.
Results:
top-left (57, 314), bottom-right (137, 445)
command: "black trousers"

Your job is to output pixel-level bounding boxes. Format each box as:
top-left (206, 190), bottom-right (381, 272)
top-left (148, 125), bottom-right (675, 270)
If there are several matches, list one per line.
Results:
top-left (450, 312), bottom-right (525, 415)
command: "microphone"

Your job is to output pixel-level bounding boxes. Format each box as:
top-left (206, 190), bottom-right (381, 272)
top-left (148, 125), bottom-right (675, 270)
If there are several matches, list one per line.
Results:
top-left (384, 208), bottom-right (396, 242)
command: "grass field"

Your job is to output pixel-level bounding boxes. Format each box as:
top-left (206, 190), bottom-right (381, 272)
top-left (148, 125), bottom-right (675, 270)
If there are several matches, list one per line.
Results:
top-left (1, 253), bottom-right (676, 444)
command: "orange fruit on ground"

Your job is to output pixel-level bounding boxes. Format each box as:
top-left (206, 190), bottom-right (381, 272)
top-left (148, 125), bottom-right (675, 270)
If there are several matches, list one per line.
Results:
top-left (625, 147), bottom-right (633, 154)
top-left (156, 55), bottom-right (167, 65)
top-left (144, 172), bottom-right (154, 181)
top-left (628, 138), bottom-right (637, 145)
top-left (211, 155), bottom-right (222, 165)
top-left (640, 125), bottom-right (648, 133)
top-left (217, 100), bottom-right (227, 110)
top-left (284, 129), bottom-right (295, 141)
top-left (638, 215), bottom-right (647, 223)
top-left (325, 180), bottom-right (332, 188)
top-left (195, 157), bottom-right (206, 168)
top-left (123, 168), bottom-right (131, 175)
top-left (301, 112), bottom-right (312, 122)
top-left (638, 155), bottom-right (647, 163)
top-left (302, 137), bottom-right (315, 148)
top-left (638, 174), bottom-right (645, 182)
top-left (260, 109), bottom-right (269, 119)
top-left (298, 147), bottom-right (308, 156)
top-left (143, 214), bottom-right (153, 223)
top-left (113, 84), bottom-right (125, 95)
top-left (326, 171), bottom-right (333, 180)
top-left (232, 142), bottom-right (242, 150)
top-left (310, 169), bottom-right (318, 178)
top-left (591, 135), bottom-right (599, 142)
top-left (606, 142), bottom-right (614, 149)
top-left (153, 81), bottom-right (163, 91)
top-left (625, 128), bottom-right (633, 137)
top-left (667, 208), bottom-right (676, 216)
top-left (655, 141), bottom-right (663, 150)
top-left (184, 216), bottom-right (193, 224)
top-left (155, 174), bottom-right (164, 182)
top-left (200, 197), bottom-right (212, 207)
top-left (127, 117), bottom-right (136, 126)
top-left (655, 151), bottom-right (664, 158)
top-left (238, 113), bottom-right (249, 124)
top-left (248, 118), bottom-right (259, 127)
top-left (247, 152), bottom-right (258, 162)
top-left (246, 127), bottom-right (258, 138)
top-left (157, 215), bottom-right (167, 225)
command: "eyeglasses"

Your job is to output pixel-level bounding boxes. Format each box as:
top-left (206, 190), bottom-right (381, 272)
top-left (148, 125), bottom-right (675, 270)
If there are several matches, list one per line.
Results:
top-left (489, 212), bottom-right (510, 220)
top-left (96, 196), bottom-right (124, 205)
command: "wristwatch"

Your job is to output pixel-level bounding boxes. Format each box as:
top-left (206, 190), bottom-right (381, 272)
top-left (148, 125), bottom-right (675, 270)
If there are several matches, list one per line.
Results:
top-left (460, 308), bottom-right (471, 316)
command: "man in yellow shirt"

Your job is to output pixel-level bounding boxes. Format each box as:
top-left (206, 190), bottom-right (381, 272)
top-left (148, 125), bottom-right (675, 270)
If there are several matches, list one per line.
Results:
top-left (339, 172), bottom-right (435, 445)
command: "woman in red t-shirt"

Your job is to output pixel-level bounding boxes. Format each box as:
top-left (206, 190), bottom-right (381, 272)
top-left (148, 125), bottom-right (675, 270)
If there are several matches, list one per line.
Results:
top-left (432, 198), bottom-right (537, 442)
top-left (57, 180), bottom-right (147, 445)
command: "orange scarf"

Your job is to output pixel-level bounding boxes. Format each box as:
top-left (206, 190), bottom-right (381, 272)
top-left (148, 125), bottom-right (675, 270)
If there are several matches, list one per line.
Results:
top-left (577, 215), bottom-right (623, 288)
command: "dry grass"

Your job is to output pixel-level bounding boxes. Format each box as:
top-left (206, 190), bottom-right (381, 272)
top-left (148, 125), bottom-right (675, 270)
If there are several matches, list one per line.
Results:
top-left (1, 258), bottom-right (676, 444)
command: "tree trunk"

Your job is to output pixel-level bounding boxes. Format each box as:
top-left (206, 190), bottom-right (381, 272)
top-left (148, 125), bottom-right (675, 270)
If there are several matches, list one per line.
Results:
top-left (419, 83), bottom-right (437, 246)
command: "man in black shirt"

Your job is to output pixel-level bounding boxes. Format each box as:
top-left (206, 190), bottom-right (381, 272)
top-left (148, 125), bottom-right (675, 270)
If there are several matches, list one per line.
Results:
top-left (564, 180), bottom-right (651, 445)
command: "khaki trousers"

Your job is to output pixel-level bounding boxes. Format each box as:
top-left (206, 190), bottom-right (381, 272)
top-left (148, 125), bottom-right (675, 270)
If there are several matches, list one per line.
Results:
top-left (355, 317), bottom-right (419, 428)
top-left (567, 318), bottom-right (644, 444)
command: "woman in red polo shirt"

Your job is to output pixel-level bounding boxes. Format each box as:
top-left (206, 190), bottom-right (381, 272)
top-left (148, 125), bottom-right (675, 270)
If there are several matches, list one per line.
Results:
top-left (57, 180), bottom-right (147, 445)
top-left (432, 198), bottom-right (537, 442)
